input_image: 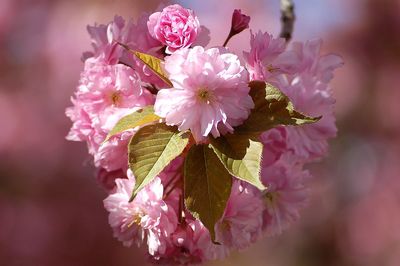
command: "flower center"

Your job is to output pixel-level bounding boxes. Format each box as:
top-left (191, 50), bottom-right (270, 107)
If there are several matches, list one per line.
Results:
top-left (220, 220), bottom-right (231, 232)
top-left (110, 91), bottom-right (122, 106)
top-left (264, 191), bottom-right (280, 208)
top-left (197, 88), bottom-right (213, 104)
top-left (128, 212), bottom-right (143, 228)
top-left (266, 64), bottom-right (280, 73)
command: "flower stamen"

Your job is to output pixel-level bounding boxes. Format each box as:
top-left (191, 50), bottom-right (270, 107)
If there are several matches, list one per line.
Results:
top-left (110, 91), bottom-right (122, 106)
top-left (197, 88), bottom-right (213, 104)
top-left (264, 191), bottom-right (280, 208)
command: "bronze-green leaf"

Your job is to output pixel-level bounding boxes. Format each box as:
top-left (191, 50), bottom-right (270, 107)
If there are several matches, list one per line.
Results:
top-left (184, 145), bottom-right (232, 243)
top-left (133, 51), bottom-right (173, 87)
top-left (237, 80), bottom-right (321, 133)
top-left (104, 106), bottom-right (160, 142)
top-left (210, 134), bottom-right (265, 190)
top-left (129, 124), bottom-right (189, 200)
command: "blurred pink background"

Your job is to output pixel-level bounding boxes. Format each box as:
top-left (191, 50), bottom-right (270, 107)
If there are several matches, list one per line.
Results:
top-left (1, 0), bottom-right (399, 265)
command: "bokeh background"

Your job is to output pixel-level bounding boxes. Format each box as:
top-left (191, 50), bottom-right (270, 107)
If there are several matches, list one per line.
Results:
top-left (1, 0), bottom-right (399, 265)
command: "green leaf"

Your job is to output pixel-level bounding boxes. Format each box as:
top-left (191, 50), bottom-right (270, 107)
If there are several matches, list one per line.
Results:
top-left (237, 80), bottom-right (321, 133)
top-left (134, 51), bottom-right (173, 87)
top-left (210, 134), bottom-right (265, 190)
top-left (184, 145), bottom-right (232, 243)
top-left (116, 42), bottom-right (173, 87)
top-left (104, 106), bottom-right (160, 142)
top-left (129, 124), bottom-right (189, 200)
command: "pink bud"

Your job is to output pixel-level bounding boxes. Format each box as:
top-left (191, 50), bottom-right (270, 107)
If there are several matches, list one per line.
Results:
top-left (231, 9), bottom-right (250, 34)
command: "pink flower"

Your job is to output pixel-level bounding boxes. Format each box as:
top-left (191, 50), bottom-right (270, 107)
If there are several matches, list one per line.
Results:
top-left (282, 77), bottom-right (337, 160)
top-left (289, 39), bottom-right (344, 83)
top-left (151, 219), bottom-right (229, 264)
top-left (244, 30), bottom-right (292, 82)
top-left (154, 46), bottom-right (253, 142)
top-left (278, 39), bottom-right (343, 160)
top-left (66, 56), bottom-right (154, 160)
top-left (104, 171), bottom-right (178, 253)
top-left (216, 181), bottom-right (264, 250)
top-left (147, 4), bottom-right (200, 53)
top-left (261, 154), bottom-right (310, 235)
top-left (85, 16), bottom-right (130, 64)
top-left (84, 15), bottom-right (168, 88)
top-left (231, 9), bottom-right (250, 35)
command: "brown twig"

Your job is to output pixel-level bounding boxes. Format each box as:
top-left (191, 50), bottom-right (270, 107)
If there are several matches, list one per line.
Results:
top-left (280, 0), bottom-right (295, 42)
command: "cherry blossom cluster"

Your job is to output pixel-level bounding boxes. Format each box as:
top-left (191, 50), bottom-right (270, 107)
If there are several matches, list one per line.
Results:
top-left (66, 4), bottom-right (342, 265)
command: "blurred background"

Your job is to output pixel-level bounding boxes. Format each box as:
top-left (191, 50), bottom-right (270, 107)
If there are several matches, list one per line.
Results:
top-left (0, 0), bottom-right (399, 265)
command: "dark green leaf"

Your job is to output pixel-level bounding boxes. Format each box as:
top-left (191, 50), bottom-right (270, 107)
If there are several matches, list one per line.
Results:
top-left (237, 80), bottom-right (321, 133)
top-left (184, 145), bottom-right (232, 243)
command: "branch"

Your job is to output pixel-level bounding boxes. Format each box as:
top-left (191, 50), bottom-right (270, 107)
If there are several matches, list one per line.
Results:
top-left (280, 0), bottom-right (295, 42)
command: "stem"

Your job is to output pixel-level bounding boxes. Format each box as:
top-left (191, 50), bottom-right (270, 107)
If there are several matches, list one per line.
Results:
top-left (144, 84), bottom-right (159, 95)
top-left (115, 40), bottom-right (131, 51)
top-left (178, 193), bottom-right (184, 224)
top-left (163, 172), bottom-right (181, 199)
top-left (223, 31), bottom-right (233, 47)
top-left (280, 0), bottom-right (295, 42)
top-left (179, 165), bottom-right (185, 224)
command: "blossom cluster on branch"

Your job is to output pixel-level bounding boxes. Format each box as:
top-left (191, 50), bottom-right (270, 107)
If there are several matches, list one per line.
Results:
top-left (66, 4), bottom-right (342, 265)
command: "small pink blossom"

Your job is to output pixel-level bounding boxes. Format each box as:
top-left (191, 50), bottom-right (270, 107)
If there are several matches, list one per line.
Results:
top-left (216, 181), bottom-right (264, 250)
top-left (66, 56), bottom-right (154, 160)
top-left (104, 172), bottom-right (178, 252)
top-left (85, 16), bottom-right (129, 64)
top-left (147, 4), bottom-right (200, 53)
top-left (151, 219), bottom-right (229, 264)
top-left (231, 9), bottom-right (250, 34)
top-left (154, 46), bottom-right (253, 142)
top-left (282, 77), bottom-right (337, 160)
top-left (84, 15), bottom-right (168, 88)
top-left (261, 154), bottom-right (310, 235)
top-left (289, 39), bottom-right (344, 83)
top-left (279, 39), bottom-right (343, 160)
top-left (244, 30), bottom-right (290, 82)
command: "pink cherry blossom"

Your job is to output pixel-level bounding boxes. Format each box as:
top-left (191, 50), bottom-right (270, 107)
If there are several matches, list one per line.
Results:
top-left (66, 56), bottom-right (154, 159)
top-left (104, 171), bottom-right (178, 253)
top-left (244, 30), bottom-right (292, 82)
top-left (84, 15), bottom-right (168, 88)
top-left (85, 16), bottom-right (129, 64)
top-left (282, 78), bottom-right (337, 160)
top-left (278, 39), bottom-right (343, 160)
top-left (147, 4), bottom-right (200, 53)
top-left (154, 46), bottom-right (253, 142)
top-left (261, 154), bottom-right (310, 235)
top-left (65, 7), bottom-right (343, 263)
top-left (151, 219), bottom-right (229, 265)
top-left (289, 39), bottom-right (344, 83)
top-left (216, 180), bottom-right (264, 250)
